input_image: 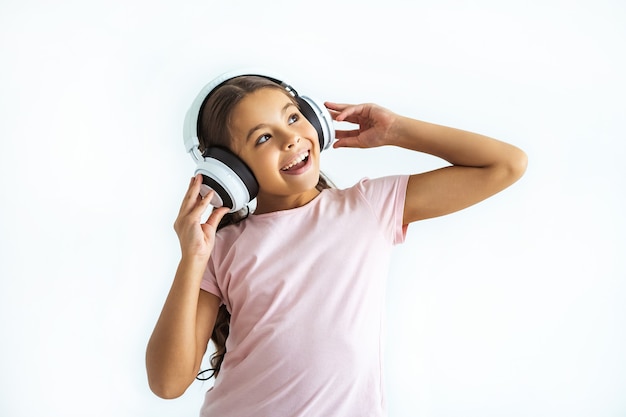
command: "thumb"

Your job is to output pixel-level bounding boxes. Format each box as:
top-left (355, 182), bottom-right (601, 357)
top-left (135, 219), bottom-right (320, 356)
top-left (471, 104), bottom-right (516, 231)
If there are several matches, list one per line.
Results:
top-left (204, 206), bottom-right (230, 230)
top-left (333, 137), bottom-right (363, 149)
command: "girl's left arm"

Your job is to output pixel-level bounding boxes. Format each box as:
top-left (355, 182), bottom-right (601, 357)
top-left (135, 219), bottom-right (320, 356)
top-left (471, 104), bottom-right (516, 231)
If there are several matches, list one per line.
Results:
top-left (325, 102), bottom-right (528, 224)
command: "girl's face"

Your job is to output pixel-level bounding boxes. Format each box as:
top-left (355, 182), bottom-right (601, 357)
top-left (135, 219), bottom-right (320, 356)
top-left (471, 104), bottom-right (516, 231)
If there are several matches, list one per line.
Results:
top-left (228, 87), bottom-right (322, 213)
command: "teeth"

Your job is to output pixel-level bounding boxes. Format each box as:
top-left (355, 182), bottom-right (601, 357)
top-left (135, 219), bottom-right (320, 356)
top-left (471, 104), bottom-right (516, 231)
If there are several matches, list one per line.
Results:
top-left (281, 151), bottom-right (308, 171)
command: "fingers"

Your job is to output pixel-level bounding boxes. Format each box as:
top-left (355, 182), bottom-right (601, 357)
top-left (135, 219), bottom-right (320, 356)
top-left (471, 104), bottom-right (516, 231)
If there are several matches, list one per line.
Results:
top-left (327, 102), bottom-right (367, 148)
top-left (333, 130), bottom-right (362, 148)
top-left (334, 129), bottom-right (360, 139)
top-left (327, 102), bottom-right (362, 148)
top-left (178, 175), bottom-right (217, 219)
top-left (325, 101), bottom-right (351, 113)
top-left (325, 102), bottom-right (364, 122)
top-left (333, 136), bottom-right (363, 149)
top-left (190, 178), bottom-right (220, 219)
top-left (204, 206), bottom-right (230, 230)
top-left (178, 175), bottom-right (201, 216)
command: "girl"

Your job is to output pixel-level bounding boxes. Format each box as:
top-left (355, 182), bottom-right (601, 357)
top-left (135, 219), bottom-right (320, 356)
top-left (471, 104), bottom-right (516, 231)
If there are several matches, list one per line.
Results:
top-left (146, 74), bottom-right (527, 416)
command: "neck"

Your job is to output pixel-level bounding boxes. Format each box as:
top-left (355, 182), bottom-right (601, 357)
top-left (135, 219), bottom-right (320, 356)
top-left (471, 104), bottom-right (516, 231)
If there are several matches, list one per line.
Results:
top-left (253, 188), bottom-right (321, 215)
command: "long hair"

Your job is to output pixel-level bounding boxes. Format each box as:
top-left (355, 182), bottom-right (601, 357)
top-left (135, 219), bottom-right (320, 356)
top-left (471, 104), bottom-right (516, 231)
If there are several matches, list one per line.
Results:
top-left (196, 75), bottom-right (334, 380)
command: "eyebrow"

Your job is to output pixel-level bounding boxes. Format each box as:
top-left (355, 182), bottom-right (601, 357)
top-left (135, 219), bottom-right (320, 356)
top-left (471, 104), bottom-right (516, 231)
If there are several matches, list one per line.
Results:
top-left (246, 101), bottom-right (296, 143)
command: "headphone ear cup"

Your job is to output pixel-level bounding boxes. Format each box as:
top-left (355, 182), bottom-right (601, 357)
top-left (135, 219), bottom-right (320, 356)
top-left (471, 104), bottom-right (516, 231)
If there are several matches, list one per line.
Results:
top-left (296, 95), bottom-right (335, 151)
top-left (195, 148), bottom-right (259, 213)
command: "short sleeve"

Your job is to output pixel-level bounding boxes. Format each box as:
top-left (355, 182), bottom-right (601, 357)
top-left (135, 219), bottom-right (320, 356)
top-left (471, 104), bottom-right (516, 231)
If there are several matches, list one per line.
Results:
top-left (356, 175), bottom-right (409, 245)
top-left (200, 259), bottom-right (223, 301)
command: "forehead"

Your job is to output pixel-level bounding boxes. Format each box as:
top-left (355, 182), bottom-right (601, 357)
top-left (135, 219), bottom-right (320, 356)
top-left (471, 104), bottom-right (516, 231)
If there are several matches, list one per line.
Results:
top-left (232, 87), bottom-right (295, 121)
top-left (229, 87), bottom-right (297, 144)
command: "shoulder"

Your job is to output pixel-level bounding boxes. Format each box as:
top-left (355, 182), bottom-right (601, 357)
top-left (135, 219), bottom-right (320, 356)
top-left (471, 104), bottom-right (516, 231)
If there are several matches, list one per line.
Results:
top-left (317, 176), bottom-right (409, 216)
top-left (345, 175), bottom-right (410, 204)
top-left (326, 175), bottom-right (409, 196)
top-left (213, 220), bottom-right (247, 253)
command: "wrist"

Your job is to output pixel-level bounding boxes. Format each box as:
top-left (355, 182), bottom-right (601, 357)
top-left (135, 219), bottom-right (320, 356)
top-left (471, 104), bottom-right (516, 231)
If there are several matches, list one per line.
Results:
top-left (389, 116), bottom-right (439, 151)
top-left (174, 255), bottom-right (210, 288)
top-left (386, 115), bottom-right (414, 147)
top-left (179, 252), bottom-right (210, 270)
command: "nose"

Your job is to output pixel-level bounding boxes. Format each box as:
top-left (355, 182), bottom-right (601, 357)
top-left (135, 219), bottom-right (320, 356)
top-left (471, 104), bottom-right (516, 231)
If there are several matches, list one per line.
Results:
top-left (284, 135), bottom-right (301, 150)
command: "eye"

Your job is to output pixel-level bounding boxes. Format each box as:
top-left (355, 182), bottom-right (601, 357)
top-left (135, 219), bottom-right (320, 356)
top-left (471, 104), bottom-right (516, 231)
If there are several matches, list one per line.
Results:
top-left (288, 113), bottom-right (299, 124)
top-left (256, 134), bottom-right (271, 145)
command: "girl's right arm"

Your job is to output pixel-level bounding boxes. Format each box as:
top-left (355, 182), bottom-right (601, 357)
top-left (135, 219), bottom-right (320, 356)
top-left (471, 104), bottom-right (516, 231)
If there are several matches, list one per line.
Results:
top-left (146, 175), bottom-right (229, 399)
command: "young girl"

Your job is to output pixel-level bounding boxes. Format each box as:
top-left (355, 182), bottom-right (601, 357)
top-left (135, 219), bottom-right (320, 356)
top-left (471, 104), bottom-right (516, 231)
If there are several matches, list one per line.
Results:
top-left (146, 73), bottom-right (527, 416)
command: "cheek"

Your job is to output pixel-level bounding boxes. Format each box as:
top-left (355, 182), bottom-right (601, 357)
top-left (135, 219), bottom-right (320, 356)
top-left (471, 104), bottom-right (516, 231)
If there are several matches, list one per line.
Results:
top-left (305, 123), bottom-right (319, 143)
top-left (243, 152), bottom-right (277, 181)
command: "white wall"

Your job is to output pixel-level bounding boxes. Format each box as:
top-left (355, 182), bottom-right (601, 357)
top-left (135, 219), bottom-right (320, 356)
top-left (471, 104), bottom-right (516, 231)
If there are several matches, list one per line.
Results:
top-left (1, 1), bottom-right (624, 416)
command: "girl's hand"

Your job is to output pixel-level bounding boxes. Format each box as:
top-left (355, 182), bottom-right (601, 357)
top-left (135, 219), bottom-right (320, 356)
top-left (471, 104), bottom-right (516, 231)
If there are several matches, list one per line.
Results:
top-left (325, 102), bottom-right (400, 149)
top-left (173, 174), bottom-right (229, 261)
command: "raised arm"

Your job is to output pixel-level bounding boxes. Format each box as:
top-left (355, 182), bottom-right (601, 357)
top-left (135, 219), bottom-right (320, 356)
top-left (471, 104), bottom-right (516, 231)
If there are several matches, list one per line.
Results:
top-left (326, 102), bottom-right (527, 224)
top-left (146, 175), bottom-right (228, 398)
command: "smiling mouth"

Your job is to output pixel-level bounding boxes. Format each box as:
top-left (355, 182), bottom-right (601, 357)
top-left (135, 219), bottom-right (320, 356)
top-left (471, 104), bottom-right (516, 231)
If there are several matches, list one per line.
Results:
top-left (281, 150), bottom-right (310, 172)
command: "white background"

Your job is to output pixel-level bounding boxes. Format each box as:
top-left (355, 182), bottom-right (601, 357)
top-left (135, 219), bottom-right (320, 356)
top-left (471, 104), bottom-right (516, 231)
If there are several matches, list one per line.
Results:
top-left (1, 0), bottom-right (625, 416)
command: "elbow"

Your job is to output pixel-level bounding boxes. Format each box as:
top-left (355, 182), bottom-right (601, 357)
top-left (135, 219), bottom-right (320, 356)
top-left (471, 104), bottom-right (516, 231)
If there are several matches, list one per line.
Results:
top-left (146, 345), bottom-right (194, 399)
top-left (486, 146), bottom-right (527, 192)
top-left (148, 377), bottom-right (188, 400)
top-left (146, 361), bottom-right (191, 399)
top-left (501, 145), bottom-right (528, 185)
top-left (510, 146), bottom-right (528, 181)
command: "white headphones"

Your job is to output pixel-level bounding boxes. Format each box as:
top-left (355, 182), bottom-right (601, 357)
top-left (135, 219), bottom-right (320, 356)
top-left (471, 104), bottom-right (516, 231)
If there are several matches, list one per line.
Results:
top-left (183, 69), bottom-right (335, 213)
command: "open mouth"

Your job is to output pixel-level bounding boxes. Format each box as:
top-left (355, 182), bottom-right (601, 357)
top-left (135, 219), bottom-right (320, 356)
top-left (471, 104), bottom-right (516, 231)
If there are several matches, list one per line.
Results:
top-left (281, 150), bottom-right (310, 172)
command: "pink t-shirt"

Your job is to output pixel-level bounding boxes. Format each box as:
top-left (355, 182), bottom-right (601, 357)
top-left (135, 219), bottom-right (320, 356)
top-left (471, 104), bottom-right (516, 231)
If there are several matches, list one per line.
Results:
top-left (200, 175), bottom-right (409, 417)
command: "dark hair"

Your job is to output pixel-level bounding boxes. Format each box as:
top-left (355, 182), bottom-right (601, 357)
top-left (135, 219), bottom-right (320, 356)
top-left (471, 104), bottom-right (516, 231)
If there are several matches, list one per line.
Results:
top-left (196, 75), bottom-right (334, 380)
